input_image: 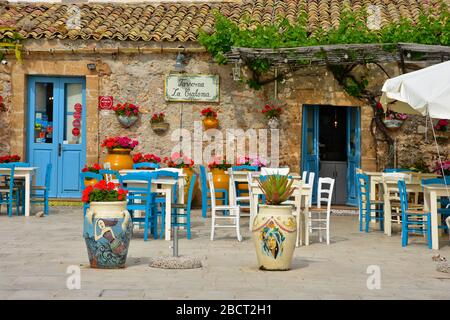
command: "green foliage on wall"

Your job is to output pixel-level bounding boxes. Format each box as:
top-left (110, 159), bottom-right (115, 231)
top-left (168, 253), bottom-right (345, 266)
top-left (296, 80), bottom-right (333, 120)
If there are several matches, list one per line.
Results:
top-left (0, 27), bottom-right (24, 62)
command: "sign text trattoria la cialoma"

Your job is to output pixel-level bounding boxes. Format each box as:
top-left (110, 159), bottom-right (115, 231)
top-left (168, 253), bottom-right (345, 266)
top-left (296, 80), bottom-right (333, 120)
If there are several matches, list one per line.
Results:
top-left (165, 74), bottom-right (219, 103)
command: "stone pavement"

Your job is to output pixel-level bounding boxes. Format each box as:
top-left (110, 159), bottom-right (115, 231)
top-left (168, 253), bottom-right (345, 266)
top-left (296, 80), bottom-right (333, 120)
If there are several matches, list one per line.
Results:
top-left (0, 207), bottom-right (449, 300)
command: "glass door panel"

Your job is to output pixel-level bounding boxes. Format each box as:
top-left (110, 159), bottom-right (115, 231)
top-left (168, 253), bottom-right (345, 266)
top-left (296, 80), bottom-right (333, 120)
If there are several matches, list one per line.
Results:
top-left (34, 82), bottom-right (54, 144)
top-left (64, 83), bottom-right (83, 144)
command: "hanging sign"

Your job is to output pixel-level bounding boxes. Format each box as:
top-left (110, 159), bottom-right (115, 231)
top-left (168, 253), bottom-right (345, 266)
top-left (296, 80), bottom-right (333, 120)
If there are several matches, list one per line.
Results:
top-left (99, 96), bottom-right (114, 110)
top-left (165, 74), bottom-right (219, 102)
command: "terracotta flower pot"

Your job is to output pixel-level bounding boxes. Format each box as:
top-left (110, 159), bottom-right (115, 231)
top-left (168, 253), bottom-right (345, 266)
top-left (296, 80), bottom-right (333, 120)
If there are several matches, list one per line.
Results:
top-left (104, 148), bottom-right (134, 171)
top-left (84, 178), bottom-right (98, 187)
top-left (252, 205), bottom-right (297, 271)
top-left (118, 115), bottom-right (138, 128)
top-left (211, 168), bottom-right (229, 205)
top-left (183, 167), bottom-right (198, 203)
top-left (203, 117), bottom-right (219, 130)
top-left (83, 201), bottom-right (132, 269)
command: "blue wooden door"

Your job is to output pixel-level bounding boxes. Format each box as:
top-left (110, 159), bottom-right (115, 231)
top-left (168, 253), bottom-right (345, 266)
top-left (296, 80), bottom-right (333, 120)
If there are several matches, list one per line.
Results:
top-left (301, 105), bottom-right (319, 203)
top-left (28, 77), bottom-right (86, 198)
top-left (346, 107), bottom-right (361, 206)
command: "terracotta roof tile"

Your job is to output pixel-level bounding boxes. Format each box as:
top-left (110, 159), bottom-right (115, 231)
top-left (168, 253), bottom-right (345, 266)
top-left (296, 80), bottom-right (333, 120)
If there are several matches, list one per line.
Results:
top-left (0, 0), bottom-right (448, 42)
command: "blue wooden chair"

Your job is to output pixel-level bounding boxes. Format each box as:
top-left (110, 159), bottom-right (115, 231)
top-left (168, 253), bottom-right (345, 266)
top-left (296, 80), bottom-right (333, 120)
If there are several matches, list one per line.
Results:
top-left (153, 170), bottom-right (179, 234)
top-left (384, 168), bottom-right (411, 173)
top-left (199, 165), bottom-right (228, 218)
top-left (161, 174), bottom-right (197, 240)
top-left (0, 164), bottom-right (22, 217)
top-left (80, 171), bottom-right (103, 216)
top-left (99, 169), bottom-right (120, 183)
top-left (118, 172), bottom-right (158, 241)
top-left (133, 162), bottom-right (160, 169)
top-left (398, 179), bottom-right (432, 248)
top-left (30, 163), bottom-right (52, 215)
top-left (422, 177), bottom-right (450, 232)
top-left (231, 165), bottom-right (258, 200)
top-left (356, 173), bottom-right (384, 232)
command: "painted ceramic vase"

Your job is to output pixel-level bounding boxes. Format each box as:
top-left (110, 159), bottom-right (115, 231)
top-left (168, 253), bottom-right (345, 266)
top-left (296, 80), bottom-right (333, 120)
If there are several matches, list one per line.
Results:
top-left (203, 117), bottom-right (219, 130)
top-left (211, 168), bottom-right (229, 205)
top-left (118, 115), bottom-right (138, 128)
top-left (252, 205), bottom-right (297, 271)
top-left (83, 201), bottom-right (132, 269)
top-left (104, 148), bottom-right (134, 171)
top-left (183, 167), bottom-right (198, 203)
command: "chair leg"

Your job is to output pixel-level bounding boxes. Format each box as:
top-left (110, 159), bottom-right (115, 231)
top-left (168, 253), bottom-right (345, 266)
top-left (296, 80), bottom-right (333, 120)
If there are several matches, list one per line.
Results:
top-left (426, 215), bottom-right (432, 249)
top-left (402, 219), bottom-right (408, 247)
top-left (318, 213), bottom-right (323, 243)
top-left (326, 215), bottom-right (330, 245)
top-left (235, 208), bottom-right (242, 242)
top-left (202, 193), bottom-right (207, 218)
top-left (186, 209), bottom-right (191, 240)
top-left (144, 208), bottom-right (149, 241)
top-left (359, 209), bottom-right (363, 232)
top-left (160, 207), bottom-right (166, 240)
top-left (210, 210), bottom-right (215, 241)
top-left (44, 191), bottom-right (49, 216)
top-left (365, 210), bottom-right (370, 233)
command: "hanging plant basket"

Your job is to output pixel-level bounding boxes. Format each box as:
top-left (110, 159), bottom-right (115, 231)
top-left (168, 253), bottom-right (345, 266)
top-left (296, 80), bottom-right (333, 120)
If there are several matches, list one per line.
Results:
top-left (434, 132), bottom-right (449, 142)
top-left (382, 119), bottom-right (404, 131)
top-left (267, 117), bottom-right (279, 129)
top-left (151, 122), bottom-right (169, 134)
top-left (118, 115), bottom-right (138, 128)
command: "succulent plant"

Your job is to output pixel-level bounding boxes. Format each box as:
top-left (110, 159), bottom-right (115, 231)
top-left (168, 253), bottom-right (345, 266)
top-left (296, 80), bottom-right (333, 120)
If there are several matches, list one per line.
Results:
top-left (258, 175), bottom-right (294, 205)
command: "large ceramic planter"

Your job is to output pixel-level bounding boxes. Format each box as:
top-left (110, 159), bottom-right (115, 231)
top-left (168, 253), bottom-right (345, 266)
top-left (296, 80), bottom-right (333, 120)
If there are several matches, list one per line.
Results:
top-left (83, 201), bottom-right (132, 269)
top-left (211, 168), bottom-right (229, 205)
top-left (104, 148), bottom-right (134, 171)
top-left (183, 167), bottom-right (198, 203)
top-left (252, 205), bottom-right (297, 271)
top-left (118, 115), bottom-right (138, 128)
top-left (203, 117), bottom-right (219, 130)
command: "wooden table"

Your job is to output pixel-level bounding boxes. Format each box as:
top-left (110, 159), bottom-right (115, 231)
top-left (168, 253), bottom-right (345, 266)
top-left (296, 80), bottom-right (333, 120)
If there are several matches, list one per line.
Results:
top-left (0, 167), bottom-right (37, 217)
top-left (423, 184), bottom-right (450, 250)
top-left (119, 170), bottom-right (185, 241)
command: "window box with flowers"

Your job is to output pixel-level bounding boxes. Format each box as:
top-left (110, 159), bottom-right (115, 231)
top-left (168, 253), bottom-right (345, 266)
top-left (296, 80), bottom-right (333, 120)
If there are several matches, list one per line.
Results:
top-left (82, 163), bottom-right (102, 186)
top-left (382, 109), bottom-right (408, 130)
top-left (434, 119), bottom-right (449, 141)
top-left (150, 112), bottom-right (169, 134)
top-left (82, 180), bottom-right (132, 269)
top-left (262, 104), bottom-right (282, 129)
top-left (101, 136), bottom-right (139, 171)
top-left (132, 152), bottom-right (161, 169)
top-left (201, 107), bottom-right (218, 130)
top-left (164, 152), bottom-right (197, 203)
top-left (113, 102), bottom-right (140, 128)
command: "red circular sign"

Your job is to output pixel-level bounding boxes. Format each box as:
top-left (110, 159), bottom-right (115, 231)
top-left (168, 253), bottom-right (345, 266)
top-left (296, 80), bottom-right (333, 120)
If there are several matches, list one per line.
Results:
top-left (73, 112), bottom-right (81, 119)
top-left (74, 103), bottom-right (82, 112)
top-left (99, 96), bottom-right (113, 110)
top-left (72, 127), bottom-right (80, 137)
top-left (72, 119), bottom-right (81, 128)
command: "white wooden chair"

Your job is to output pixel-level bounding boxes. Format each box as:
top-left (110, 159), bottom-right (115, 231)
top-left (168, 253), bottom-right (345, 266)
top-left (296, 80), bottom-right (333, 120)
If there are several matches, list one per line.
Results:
top-left (308, 177), bottom-right (335, 245)
top-left (228, 168), bottom-right (251, 211)
top-left (261, 167), bottom-right (290, 176)
top-left (208, 172), bottom-right (242, 241)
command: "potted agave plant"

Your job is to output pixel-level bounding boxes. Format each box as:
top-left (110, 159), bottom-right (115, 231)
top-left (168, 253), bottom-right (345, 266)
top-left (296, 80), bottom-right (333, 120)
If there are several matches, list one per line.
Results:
top-left (82, 180), bottom-right (132, 269)
top-left (252, 175), bottom-right (297, 271)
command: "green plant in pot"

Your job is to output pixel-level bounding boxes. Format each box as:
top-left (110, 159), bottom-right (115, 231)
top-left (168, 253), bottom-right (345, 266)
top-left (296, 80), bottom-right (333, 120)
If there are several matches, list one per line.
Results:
top-left (252, 175), bottom-right (297, 271)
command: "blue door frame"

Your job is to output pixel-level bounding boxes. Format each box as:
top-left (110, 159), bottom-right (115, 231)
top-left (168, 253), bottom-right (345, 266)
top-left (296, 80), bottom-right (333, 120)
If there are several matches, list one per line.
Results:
top-left (301, 105), bottom-right (361, 206)
top-left (27, 76), bottom-right (86, 198)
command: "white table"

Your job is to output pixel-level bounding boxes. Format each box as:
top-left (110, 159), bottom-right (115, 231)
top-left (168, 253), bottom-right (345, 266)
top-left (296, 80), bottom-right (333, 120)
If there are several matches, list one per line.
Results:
top-left (119, 170), bottom-right (185, 241)
top-left (423, 184), bottom-right (450, 250)
top-left (0, 167), bottom-right (37, 217)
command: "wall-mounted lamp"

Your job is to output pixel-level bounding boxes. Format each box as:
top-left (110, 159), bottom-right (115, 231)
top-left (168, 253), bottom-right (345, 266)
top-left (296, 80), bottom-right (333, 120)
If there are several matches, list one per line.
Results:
top-left (173, 52), bottom-right (186, 72)
top-left (87, 63), bottom-right (96, 71)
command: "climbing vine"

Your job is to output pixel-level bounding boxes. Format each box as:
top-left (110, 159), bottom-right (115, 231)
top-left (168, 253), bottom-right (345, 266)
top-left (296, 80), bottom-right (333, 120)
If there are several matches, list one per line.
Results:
top-left (0, 27), bottom-right (23, 62)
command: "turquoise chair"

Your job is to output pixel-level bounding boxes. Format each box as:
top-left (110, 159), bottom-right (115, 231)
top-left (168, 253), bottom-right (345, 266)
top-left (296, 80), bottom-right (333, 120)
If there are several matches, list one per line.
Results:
top-left (133, 162), bottom-right (160, 169)
top-left (99, 169), bottom-right (120, 183)
top-left (161, 174), bottom-right (197, 240)
top-left (356, 173), bottom-right (384, 232)
top-left (422, 177), bottom-right (450, 231)
top-left (30, 163), bottom-right (52, 215)
top-left (199, 165), bottom-right (228, 218)
top-left (80, 171), bottom-right (103, 216)
top-left (118, 172), bottom-right (158, 241)
top-left (384, 168), bottom-right (411, 173)
top-left (398, 180), bottom-right (432, 249)
top-left (0, 164), bottom-right (22, 217)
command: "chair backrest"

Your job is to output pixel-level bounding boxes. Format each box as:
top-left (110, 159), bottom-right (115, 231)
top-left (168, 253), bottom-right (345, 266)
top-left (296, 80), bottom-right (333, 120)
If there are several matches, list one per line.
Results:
top-left (186, 174), bottom-right (197, 212)
top-left (99, 169), bottom-right (119, 183)
top-left (79, 171), bottom-right (103, 191)
top-left (155, 170), bottom-right (179, 180)
top-left (199, 165), bottom-right (208, 192)
top-left (382, 173), bottom-right (412, 201)
top-left (397, 179), bottom-right (409, 214)
top-left (384, 168), bottom-right (411, 173)
top-left (302, 171), bottom-right (308, 182)
top-left (356, 173), bottom-right (370, 210)
top-left (118, 172), bottom-right (155, 194)
top-left (44, 163), bottom-right (52, 188)
top-left (207, 172), bottom-right (217, 209)
top-left (422, 176), bottom-right (450, 185)
top-left (246, 172), bottom-right (256, 198)
top-left (317, 177), bottom-right (335, 211)
top-left (232, 165), bottom-right (259, 171)
top-left (227, 168), bottom-right (239, 206)
top-left (0, 163), bottom-right (15, 193)
top-left (8, 162), bottom-right (30, 167)
top-left (261, 167), bottom-right (290, 176)
top-left (133, 162), bottom-right (161, 169)
top-left (103, 162), bottom-right (111, 170)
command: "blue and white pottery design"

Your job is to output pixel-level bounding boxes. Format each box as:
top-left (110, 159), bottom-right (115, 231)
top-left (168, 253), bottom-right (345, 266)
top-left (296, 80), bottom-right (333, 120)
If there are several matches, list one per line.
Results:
top-left (118, 115), bottom-right (138, 128)
top-left (83, 201), bottom-right (132, 269)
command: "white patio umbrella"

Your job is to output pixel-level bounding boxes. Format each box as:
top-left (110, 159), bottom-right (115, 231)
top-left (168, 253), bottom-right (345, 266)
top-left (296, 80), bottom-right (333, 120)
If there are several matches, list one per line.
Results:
top-left (380, 60), bottom-right (450, 119)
